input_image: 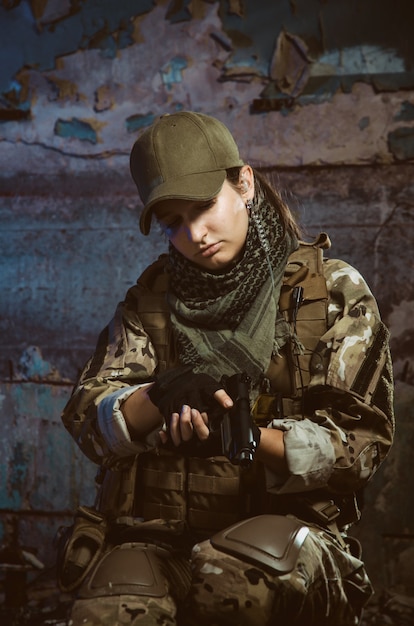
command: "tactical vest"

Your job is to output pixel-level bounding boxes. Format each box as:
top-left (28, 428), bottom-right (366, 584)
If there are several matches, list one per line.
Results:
top-left (102, 235), bottom-right (332, 533)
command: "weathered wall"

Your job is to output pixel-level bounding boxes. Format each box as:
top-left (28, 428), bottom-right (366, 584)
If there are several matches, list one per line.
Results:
top-left (0, 0), bottom-right (413, 603)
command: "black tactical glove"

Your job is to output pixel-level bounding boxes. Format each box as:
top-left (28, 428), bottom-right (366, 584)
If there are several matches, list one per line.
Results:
top-left (148, 365), bottom-right (226, 458)
top-left (148, 365), bottom-right (223, 420)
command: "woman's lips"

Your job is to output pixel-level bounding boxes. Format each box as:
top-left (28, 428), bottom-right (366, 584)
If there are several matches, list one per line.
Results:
top-left (198, 242), bottom-right (221, 258)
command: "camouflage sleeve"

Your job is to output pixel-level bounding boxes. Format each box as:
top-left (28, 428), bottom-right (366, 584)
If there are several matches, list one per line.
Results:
top-left (267, 258), bottom-right (395, 496)
top-left (61, 288), bottom-right (159, 466)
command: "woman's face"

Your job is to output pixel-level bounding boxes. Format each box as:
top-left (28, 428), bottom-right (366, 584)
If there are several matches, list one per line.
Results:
top-left (153, 178), bottom-right (250, 271)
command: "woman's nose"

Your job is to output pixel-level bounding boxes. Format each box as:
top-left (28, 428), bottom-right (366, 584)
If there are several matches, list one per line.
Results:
top-left (185, 218), bottom-right (207, 242)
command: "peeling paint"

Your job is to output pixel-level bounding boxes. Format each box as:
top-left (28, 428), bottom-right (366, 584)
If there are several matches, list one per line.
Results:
top-left (314, 45), bottom-right (406, 77)
top-left (269, 30), bottom-right (311, 97)
top-left (0, 76), bottom-right (31, 121)
top-left (7, 443), bottom-right (30, 510)
top-left (54, 117), bottom-right (98, 143)
top-left (160, 56), bottom-right (188, 90)
top-left (165, 0), bottom-right (192, 23)
top-left (47, 75), bottom-right (83, 102)
top-left (94, 84), bottom-right (114, 112)
top-left (388, 300), bottom-right (414, 341)
top-left (125, 112), bottom-right (156, 133)
top-left (388, 127), bottom-right (414, 160)
top-left (0, 0), bottom-right (154, 103)
top-left (0, 379), bottom-right (97, 574)
top-left (31, 0), bottom-right (72, 26)
top-left (394, 101), bottom-right (414, 122)
top-left (227, 0), bottom-right (244, 18)
top-left (0, 1), bottom-right (413, 167)
top-left (359, 116), bottom-right (370, 131)
top-left (1, 0), bottom-right (414, 122)
top-left (15, 347), bottom-right (59, 382)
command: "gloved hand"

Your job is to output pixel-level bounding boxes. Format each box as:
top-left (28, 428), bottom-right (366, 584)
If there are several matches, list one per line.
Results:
top-left (148, 365), bottom-right (224, 420)
top-left (149, 366), bottom-right (227, 457)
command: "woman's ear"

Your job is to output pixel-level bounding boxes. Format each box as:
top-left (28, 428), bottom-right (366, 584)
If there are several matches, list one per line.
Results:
top-left (239, 165), bottom-right (255, 200)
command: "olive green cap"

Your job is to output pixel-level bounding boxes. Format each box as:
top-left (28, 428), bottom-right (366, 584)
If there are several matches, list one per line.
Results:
top-left (129, 111), bottom-right (244, 235)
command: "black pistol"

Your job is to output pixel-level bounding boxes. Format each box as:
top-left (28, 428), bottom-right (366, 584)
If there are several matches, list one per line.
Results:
top-left (221, 372), bottom-right (259, 468)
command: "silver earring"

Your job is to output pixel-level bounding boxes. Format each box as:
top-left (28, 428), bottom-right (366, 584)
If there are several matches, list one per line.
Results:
top-left (246, 200), bottom-right (253, 212)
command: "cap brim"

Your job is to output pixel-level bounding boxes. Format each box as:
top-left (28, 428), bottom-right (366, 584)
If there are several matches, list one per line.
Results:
top-left (139, 170), bottom-right (227, 235)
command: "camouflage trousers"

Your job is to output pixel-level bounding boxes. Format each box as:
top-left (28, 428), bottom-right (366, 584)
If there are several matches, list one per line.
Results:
top-left (69, 523), bottom-right (372, 626)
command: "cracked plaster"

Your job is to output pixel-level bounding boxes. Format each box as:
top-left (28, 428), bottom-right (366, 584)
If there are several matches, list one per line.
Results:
top-left (0, 1), bottom-right (413, 174)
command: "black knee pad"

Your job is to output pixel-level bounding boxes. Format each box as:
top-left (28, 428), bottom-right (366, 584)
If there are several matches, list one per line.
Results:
top-left (78, 541), bottom-right (170, 599)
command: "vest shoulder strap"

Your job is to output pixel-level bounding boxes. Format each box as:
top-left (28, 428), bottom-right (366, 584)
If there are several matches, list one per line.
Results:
top-left (279, 232), bottom-right (330, 311)
top-left (279, 233), bottom-right (330, 393)
top-left (132, 254), bottom-right (176, 372)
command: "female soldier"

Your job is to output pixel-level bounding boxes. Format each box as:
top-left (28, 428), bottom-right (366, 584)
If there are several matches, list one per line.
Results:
top-left (59, 111), bottom-right (394, 626)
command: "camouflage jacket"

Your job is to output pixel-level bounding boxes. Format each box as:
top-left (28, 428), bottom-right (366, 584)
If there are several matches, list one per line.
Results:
top-left (61, 253), bottom-right (394, 518)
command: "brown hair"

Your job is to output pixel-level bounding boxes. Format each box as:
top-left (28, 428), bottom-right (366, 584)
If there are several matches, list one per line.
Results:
top-left (226, 167), bottom-right (302, 241)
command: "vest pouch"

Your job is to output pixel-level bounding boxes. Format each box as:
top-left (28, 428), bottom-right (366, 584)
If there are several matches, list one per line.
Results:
top-left (252, 392), bottom-right (281, 426)
top-left (210, 514), bottom-right (309, 576)
top-left (98, 456), bottom-right (139, 519)
top-left (135, 449), bottom-right (187, 522)
top-left (187, 456), bottom-right (242, 531)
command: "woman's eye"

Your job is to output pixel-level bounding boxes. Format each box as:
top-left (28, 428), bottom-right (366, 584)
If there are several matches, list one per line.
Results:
top-left (160, 219), bottom-right (180, 235)
top-left (197, 199), bottom-right (215, 212)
